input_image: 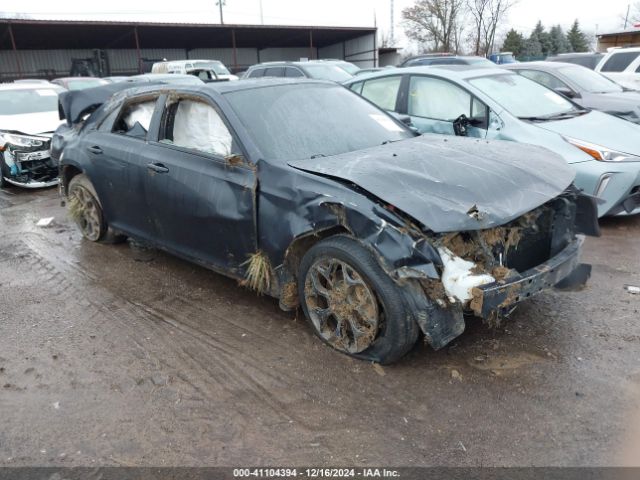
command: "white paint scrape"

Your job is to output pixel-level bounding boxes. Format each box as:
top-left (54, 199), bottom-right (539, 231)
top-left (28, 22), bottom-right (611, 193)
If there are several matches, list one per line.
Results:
top-left (437, 247), bottom-right (495, 303)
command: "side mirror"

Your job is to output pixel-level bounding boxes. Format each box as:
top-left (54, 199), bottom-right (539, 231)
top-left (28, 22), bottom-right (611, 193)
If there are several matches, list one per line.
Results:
top-left (554, 87), bottom-right (578, 99)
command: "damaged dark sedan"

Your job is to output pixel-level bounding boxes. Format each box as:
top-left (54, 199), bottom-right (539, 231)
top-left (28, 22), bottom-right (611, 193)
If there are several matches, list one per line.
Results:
top-left (54, 79), bottom-right (600, 364)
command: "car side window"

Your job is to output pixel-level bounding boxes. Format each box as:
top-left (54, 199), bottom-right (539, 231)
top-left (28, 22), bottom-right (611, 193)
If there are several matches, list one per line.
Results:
top-left (97, 107), bottom-right (121, 132)
top-left (111, 99), bottom-right (157, 139)
top-left (248, 68), bottom-right (265, 78)
top-left (360, 75), bottom-right (402, 111)
top-left (470, 97), bottom-right (488, 127)
top-left (349, 81), bottom-right (363, 94)
top-left (518, 70), bottom-right (567, 90)
top-left (285, 67), bottom-right (304, 78)
top-left (601, 52), bottom-right (640, 72)
top-left (160, 99), bottom-right (234, 158)
top-left (264, 67), bottom-right (284, 77)
top-left (408, 76), bottom-right (474, 122)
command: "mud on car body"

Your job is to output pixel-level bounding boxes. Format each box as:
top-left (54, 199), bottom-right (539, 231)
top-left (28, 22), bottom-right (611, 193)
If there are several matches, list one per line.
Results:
top-left (0, 83), bottom-right (64, 188)
top-left (54, 79), bottom-right (600, 364)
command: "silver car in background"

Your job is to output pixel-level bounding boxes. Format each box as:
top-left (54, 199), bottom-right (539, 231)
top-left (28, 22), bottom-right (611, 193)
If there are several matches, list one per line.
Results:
top-left (345, 66), bottom-right (640, 217)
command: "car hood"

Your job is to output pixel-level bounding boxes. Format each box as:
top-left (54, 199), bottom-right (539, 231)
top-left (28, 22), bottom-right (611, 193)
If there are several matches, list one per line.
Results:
top-left (536, 110), bottom-right (640, 154)
top-left (0, 111), bottom-right (63, 136)
top-left (288, 134), bottom-right (575, 233)
top-left (584, 91), bottom-right (640, 122)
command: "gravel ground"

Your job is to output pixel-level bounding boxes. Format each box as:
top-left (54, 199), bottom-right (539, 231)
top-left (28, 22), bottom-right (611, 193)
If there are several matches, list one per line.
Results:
top-left (0, 186), bottom-right (638, 467)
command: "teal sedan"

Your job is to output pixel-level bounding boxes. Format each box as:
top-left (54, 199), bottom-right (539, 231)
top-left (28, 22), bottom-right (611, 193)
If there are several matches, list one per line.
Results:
top-left (345, 66), bottom-right (640, 217)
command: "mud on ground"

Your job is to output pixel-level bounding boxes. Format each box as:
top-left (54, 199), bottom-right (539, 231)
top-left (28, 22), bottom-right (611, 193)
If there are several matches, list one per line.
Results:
top-left (0, 187), bottom-right (639, 467)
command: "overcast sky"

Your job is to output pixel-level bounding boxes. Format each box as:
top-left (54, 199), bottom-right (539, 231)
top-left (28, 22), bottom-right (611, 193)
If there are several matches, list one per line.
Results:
top-left (2, 0), bottom-right (634, 45)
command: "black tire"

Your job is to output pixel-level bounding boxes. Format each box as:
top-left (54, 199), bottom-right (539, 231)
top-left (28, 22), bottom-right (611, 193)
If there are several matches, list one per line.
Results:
top-left (67, 173), bottom-right (125, 243)
top-left (298, 235), bottom-right (419, 364)
top-left (0, 154), bottom-right (8, 189)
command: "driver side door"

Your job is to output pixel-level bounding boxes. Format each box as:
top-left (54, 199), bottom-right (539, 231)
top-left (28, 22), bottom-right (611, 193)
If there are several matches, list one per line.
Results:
top-left (405, 75), bottom-right (489, 138)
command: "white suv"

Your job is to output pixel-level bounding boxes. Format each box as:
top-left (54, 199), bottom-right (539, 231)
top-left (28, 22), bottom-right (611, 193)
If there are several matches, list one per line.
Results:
top-left (595, 47), bottom-right (640, 90)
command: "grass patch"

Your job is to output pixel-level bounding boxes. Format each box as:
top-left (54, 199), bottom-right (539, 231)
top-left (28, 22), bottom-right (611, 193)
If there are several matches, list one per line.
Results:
top-left (241, 250), bottom-right (272, 295)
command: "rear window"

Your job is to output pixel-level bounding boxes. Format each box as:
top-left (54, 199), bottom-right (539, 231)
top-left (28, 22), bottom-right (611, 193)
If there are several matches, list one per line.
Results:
top-left (65, 79), bottom-right (108, 91)
top-left (601, 52), bottom-right (640, 72)
top-left (285, 67), bottom-right (304, 78)
top-left (0, 88), bottom-right (60, 115)
top-left (264, 67), bottom-right (284, 77)
top-left (247, 68), bottom-right (265, 78)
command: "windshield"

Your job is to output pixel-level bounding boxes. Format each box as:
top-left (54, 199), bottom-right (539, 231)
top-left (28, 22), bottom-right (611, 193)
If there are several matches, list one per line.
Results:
top-left (193, 61), bottom-right (231, 75)
top-left (468, 57), bottom-right (496, 66)
top-left (335, 62), bottom-right (361, 75)
top-left (66, 79), bottom-right (108, 91)
top-left (557, 65), bottom-right (623, 93)
top-left (498, 54), bottom-right (516, 64)
top-left (224, 83), bottom-right (413, 161)
top-left (469, 73), bottom-right (577, 118)
top-left (301, 64), bottom-right (353, 82)
top-left (0, 88), bottom-right (60, 115)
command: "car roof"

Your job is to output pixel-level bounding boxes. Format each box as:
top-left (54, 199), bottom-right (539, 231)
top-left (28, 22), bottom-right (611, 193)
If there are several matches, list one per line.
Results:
top-left (247, 61), bottom-right (337, 69)
top-left (344, 65), bottom-right (512, 84)
top-left (605, 46), bottom-right (640, 53)
top-left (116, 77), bottom-right (335, 97)
top-left (504, 61), bottom-right (578, 71)
top-left (0, 82), bottom-right (62, 91)
top-left (54, 77), bottom-right (104, 81)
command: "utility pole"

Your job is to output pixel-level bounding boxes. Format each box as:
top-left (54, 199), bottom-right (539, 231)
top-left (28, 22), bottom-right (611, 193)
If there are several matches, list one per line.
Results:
top-left (390, 0), bottom-right (395, 46)
top-left (624, 3), bottom-right (630, 29)
top-left (217, 0), bottom-right (225, 25)
top-left (259, 0), bottom-right (264, 24)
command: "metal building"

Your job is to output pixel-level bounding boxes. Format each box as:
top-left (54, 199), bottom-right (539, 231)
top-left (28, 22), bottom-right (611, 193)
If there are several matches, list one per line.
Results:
top-left (0, 19), bottom-right (378, 81)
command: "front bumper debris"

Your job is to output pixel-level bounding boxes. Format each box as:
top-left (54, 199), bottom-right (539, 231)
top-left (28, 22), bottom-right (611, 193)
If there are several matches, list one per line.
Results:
top-left (470, 236), bottom-right (587, 319)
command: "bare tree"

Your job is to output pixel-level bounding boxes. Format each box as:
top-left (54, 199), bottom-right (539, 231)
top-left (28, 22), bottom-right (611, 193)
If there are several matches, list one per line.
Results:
top-left (466, 0), bottom-right (516, 56)
top-left (466, 0), bottom-right (491, 55)
top-left (402, 0), bottom-right (466, 53)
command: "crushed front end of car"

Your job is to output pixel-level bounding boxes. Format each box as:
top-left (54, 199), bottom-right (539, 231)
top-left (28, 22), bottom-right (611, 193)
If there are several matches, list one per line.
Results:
top-left (426, 187), bottom-right (598, 324)
top-left (0, 131), bottom-right (58, 188)
top-left (286, 135), bottom-right (600, 353)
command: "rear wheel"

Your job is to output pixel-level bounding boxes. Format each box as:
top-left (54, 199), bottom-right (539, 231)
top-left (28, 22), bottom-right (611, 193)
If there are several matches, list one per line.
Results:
top-left (298, 235), bottom-right (419, 364)
top-left (67, 174), bottom-right (124, 243)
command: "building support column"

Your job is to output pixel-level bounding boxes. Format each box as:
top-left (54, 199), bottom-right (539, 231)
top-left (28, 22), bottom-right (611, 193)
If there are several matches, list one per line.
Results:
top-left (8, 23), bottom-right (22, 78)
top-left (231, 28), bottom-right (238, 72)
top-left (309, 29), bottom-right (314, 60)
top-left (133, 26), bottom-right (142, 74)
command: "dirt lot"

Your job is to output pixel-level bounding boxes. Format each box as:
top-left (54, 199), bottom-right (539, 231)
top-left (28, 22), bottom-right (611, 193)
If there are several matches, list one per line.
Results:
top-left (0, 186), bottom-right (639, 467)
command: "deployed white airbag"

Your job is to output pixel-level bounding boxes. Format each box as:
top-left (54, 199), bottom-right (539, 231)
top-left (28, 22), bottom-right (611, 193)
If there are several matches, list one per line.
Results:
top-left (437, 247), bottom-right (495, 303)
top-left (172, 100), bottom-right (232, 156)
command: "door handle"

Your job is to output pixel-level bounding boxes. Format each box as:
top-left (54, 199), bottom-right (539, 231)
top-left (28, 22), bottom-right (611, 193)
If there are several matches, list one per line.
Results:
top-left (147, 162), bottom-right (169, 174)
top-left (87, 145), bottom-right (103, 154)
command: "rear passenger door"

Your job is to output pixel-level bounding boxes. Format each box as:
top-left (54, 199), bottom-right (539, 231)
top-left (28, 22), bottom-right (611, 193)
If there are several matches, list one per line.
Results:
top-left (404, 75), bottom-right (488, 138)
top-left (141, 93), bottom-right (257, 271)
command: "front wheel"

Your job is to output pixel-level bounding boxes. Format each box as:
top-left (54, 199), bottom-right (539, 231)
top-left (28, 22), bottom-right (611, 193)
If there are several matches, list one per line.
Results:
top-left (67, 174), bottom-right (124, 243)
top-left (298, 235), bottom-right (419, 364)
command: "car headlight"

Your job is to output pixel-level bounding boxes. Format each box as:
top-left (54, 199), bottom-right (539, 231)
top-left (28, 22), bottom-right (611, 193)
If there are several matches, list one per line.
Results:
top-left (0, 132), bottom-right (45, 150)
top-left (564, 136), bottom-right (640, 162)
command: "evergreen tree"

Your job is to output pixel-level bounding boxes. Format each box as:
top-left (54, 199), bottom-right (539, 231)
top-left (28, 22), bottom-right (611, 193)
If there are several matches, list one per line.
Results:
top-left (550, 25), bottom-right (572, 54)
top-left (567, 19), bottom-right (589, 52)
top-left (502, 28), bottom-right (524, 56)
top-left (523, 37), bottom-right (543, 57)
